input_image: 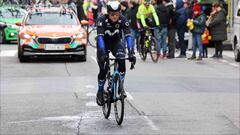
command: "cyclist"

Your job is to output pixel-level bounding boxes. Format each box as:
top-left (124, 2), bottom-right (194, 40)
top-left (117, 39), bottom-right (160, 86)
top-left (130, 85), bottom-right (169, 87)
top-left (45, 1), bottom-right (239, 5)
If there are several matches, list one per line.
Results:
top-left (136, 0), bottom-right (160, 48)
top-left (96, 0), bottom-right (136, 106)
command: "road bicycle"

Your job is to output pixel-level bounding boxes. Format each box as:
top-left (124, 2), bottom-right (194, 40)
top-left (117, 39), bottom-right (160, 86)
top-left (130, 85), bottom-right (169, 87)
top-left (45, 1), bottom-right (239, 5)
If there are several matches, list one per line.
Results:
top-left (102, 56), bottom-right (135, 125)
top-left (137, 27), bottom-right (158, 63)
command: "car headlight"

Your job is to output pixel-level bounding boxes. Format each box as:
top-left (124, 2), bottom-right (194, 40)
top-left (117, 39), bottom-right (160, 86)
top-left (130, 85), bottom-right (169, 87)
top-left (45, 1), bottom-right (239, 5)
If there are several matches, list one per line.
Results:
top-left (7, 24), bottom-right (18, 29)
top-left (0, 22), bottom-right (6, 26)
top-left (73, 33), bottom-right (84, 39)
top-left (22, 33), bottom-right (32, 39)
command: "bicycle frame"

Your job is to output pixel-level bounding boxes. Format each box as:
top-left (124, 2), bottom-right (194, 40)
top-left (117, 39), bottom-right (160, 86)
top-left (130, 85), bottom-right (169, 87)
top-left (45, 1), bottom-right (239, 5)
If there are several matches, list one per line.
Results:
top-left (107, 58), bottom-right (121, 102)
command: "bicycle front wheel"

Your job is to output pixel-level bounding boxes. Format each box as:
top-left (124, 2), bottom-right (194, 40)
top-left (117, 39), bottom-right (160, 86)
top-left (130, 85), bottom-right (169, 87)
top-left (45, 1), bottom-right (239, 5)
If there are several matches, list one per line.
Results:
top-left (138, 36), bottom-right (147, 61)
top-left (102, 90), bottom-right (111, 119)
top-left (113, 74), bottom-right (124, 125)
top-left (88, 27), bottom-right (97, 48)
top-left (149, 37), bottom-right (159, 63)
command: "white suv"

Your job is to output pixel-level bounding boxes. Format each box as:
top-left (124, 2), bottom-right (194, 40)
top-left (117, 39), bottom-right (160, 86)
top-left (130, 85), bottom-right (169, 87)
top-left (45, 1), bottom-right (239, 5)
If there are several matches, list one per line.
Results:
top-left (232, 0), bottom-right (240, 62)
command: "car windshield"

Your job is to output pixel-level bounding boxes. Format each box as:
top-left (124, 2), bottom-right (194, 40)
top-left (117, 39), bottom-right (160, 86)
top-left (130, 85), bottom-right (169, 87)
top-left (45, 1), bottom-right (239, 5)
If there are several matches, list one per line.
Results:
top-left (0, 8), bottom-right (25, 18)
top-left (26, 12), bottom-right (79, 25)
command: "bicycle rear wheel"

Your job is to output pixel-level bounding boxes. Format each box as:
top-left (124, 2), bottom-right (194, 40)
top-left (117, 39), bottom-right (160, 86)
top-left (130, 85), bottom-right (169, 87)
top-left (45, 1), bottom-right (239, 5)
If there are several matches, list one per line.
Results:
top-left (113, 74), bottom-right (124, 125)
top-left (88, 27), bottom-right (97, 48)
top-left (149, 37), bottom-right (158, 63)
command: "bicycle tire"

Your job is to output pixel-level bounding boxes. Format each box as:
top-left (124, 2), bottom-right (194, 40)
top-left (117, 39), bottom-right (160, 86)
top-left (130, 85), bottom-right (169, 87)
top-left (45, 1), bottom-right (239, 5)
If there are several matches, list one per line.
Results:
top-left (88, 27), bottom-right (97, 48)
top-left (137, 36), bottom-right (147, 61)
top-left (113, 74), bottom-right (124, 125)
top-left (149, 37), bottom-right (159, 63)
top-left (102, 90), bottom-right (111, 119)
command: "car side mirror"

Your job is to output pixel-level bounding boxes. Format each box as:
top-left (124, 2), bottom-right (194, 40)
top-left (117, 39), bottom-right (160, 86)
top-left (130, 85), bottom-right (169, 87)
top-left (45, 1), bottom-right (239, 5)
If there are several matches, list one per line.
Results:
top-left (80, 20), bottom-right (89, 26)
top-left (15, 21), bottom-right (22, 26)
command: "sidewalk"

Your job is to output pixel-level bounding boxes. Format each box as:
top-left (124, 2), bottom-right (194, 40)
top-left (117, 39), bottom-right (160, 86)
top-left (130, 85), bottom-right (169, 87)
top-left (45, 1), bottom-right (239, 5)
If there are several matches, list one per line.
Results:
top-left (186, 48), bottom-right (234, 59)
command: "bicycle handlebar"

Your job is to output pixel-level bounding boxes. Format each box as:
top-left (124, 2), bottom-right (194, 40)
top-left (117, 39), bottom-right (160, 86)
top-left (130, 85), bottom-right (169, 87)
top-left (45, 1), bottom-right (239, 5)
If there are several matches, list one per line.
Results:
top-left (108, 57), bottom-right (135, 70)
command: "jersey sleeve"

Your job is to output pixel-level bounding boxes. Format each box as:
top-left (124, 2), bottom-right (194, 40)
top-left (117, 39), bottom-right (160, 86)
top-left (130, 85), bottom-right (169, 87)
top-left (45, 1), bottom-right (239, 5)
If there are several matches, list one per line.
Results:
top-left (121, 16), bottom-right (132, 37)
top-left (138, 5), bottom-right (147, 27)
top-left (96, 16), bottom-right (105, 37)
top-left (150, 5), bottom-right (160, 26)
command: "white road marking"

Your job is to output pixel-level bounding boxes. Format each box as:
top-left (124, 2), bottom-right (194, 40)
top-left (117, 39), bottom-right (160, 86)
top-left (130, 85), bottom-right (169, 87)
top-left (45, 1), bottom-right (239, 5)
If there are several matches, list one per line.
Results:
top-left (126, 92), bottom-right (134, 100)
top-left (42, 116), bottom-right (81, 121)
top-left (219, 59), bottom-right (228, 63)
top-left (91, 56), bottom-right (97, 64)
top-left (0, 50), bottom-right (17, 57)
top-left (229, 63), bottom-right (239, 67)
top-left (8, 116), bottom-right (81, 123)
top-left (86, 85), bottom-right (95, 89)
top-left (86, 92), bottom-right (96, 97)
top-left (86, 101), bottom-right (97, 107)
top-left (143, 116), bottom-right (159, 131)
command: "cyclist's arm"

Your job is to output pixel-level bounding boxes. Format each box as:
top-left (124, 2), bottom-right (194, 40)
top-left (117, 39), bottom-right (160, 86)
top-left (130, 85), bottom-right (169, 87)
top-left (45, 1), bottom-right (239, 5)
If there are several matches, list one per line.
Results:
top-left (150, 5), bottom-right (160, 26)
top-left (96, 17), bottom-right (106, 54)
top-left (138, 5), bottom-right (147, 28)
top-left (140, 14), bottom-right (147, 28)
top-left (121, 16), bottom-right (134, 54)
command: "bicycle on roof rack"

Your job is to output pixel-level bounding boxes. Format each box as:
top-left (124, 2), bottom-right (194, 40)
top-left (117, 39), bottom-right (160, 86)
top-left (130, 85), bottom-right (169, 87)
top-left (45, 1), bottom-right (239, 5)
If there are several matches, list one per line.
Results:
top-left (81, 18), bottom-right (97, 48)
top-left (101, 56), bottom-right (135, 125)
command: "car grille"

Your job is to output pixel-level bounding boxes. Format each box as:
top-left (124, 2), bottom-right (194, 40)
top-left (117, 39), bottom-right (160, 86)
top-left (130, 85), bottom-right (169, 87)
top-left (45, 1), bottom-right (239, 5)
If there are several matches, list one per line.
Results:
top-left (37, 37), bottom-right (72, 44)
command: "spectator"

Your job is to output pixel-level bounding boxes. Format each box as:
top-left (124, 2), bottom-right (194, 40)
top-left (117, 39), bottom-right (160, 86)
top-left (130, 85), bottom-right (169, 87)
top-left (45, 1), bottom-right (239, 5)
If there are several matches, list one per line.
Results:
top-left (207, 2), bottom-right (227, 59)
top-left (38, 0), bottom-right (52, 7)
top-left (176, 1), bottom-right (190, 58)
top-left (76, 0), bottom-right (87, 21)
top-left (202, 27), bottom-right (210, 58)
top-left (166, 0), bottom-right (178, 59)
top-left (187, 3), bottom-right (206, 60)
top-left (120, 1), bottom-right (130, 18)
top-left (51, 0), bottom-right (60, 6)
top-left (155, 0), bottom-right (170, 58)
top-left (68, 0), bottom-right (77, 13)
top-left (128, 0), bottom-right (139, 47)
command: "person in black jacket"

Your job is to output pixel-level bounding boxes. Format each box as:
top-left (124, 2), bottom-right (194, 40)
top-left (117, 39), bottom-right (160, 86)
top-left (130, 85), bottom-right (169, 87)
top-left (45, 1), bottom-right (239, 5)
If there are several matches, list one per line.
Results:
top-left (155, 0), bottom-right (170, 58)
top-left (128, 0), bottom-right (139, 47)
top-left (76, 0), bottom-right (87, 21)
top-left (207, 2), bottom-right (227, 59)
top-left (166, 0), bottom-right (178, 58)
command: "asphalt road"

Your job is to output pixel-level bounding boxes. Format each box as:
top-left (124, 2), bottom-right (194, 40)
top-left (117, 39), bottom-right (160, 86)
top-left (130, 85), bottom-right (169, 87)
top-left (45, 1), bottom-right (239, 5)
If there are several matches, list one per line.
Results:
top-left (0, 43), bottom-right (239, 135)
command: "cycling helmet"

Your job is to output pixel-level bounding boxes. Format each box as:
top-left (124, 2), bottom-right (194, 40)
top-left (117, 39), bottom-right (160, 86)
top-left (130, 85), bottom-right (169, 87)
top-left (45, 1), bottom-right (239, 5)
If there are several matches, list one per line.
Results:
top-left (107, 1), bottom-right (121, 13)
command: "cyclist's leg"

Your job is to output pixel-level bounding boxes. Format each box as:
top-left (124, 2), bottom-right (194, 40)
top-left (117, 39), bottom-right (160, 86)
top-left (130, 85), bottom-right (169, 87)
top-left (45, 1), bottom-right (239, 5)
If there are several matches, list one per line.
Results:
top-left (96, 49), bottom-right (109, 106)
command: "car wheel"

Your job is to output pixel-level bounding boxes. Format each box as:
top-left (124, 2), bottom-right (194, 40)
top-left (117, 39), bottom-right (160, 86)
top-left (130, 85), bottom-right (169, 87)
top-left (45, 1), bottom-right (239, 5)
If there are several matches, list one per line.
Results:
top-left (75, 54), bottom-right (87, 62)
top-left (0, 29), bottom-right (4, 44)
top-left (234, 47), bottom-right (240, 62)
top-left (75, 50), bottom-right (87, 62)
top-left (18, 46), bottom-right (29, 62)
top-left (234, 39), bottom-right (240, 62)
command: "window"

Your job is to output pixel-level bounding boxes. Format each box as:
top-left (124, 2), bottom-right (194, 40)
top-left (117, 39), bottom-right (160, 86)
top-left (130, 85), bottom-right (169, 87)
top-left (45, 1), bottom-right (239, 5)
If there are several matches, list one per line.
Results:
top-left (26, 12), bottom-right (79, 25)
top-left (0, 9), bottom-right (25, 18)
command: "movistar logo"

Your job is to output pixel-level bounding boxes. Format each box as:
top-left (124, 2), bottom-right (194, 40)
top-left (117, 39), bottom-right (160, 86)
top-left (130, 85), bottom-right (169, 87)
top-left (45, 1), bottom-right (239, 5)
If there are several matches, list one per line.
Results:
top-left (104, 29), bottom-right (120, 36)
